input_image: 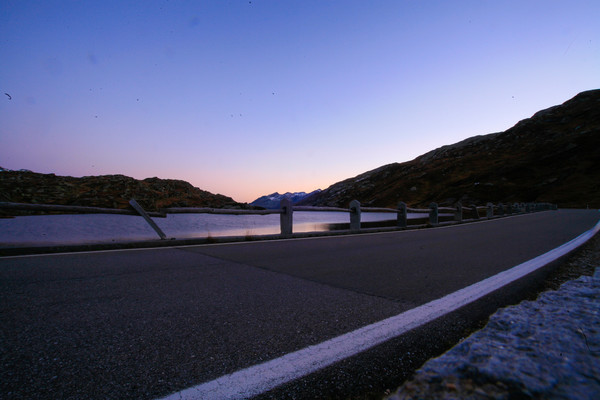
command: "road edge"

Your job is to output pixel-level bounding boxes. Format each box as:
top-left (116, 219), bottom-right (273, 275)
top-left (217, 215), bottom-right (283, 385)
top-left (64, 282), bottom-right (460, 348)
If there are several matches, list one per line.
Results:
top-left (156, 218), bottom-right (600, 400)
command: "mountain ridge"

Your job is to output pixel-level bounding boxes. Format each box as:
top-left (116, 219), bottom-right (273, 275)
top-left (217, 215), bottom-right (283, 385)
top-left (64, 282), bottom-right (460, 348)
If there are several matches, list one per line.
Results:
top-left (3, 90), bottom-right (598, 213)
top-left (0, 170), bottom-right (248, 215)
top-left (250, 190), bottom-right (322, 209)
top-left (298, 89), bottom-right (600, 209)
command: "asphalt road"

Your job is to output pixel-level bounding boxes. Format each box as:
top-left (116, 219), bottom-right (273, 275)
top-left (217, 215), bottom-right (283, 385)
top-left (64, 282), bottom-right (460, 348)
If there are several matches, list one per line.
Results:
top-left (1, 210), bottom-right (598, 399)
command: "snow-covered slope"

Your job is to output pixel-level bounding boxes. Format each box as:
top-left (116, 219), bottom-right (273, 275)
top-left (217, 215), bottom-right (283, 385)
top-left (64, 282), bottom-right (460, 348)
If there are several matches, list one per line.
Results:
top-left (250, 190), bottom-right (321, 209)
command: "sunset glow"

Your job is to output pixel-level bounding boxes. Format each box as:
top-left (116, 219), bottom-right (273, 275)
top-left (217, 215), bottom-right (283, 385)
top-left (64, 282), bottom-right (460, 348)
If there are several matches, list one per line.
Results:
top-left (1, 1), bottom-right (598, 202)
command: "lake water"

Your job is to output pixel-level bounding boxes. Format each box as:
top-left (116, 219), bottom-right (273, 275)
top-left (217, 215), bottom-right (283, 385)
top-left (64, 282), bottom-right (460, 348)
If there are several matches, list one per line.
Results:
top-left (0, 211), bottom-right (423, 246)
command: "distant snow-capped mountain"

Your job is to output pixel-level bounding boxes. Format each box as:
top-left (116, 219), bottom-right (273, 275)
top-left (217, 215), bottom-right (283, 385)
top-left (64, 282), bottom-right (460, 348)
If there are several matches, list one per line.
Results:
top-left (250, 190), bottom-right (322, 209)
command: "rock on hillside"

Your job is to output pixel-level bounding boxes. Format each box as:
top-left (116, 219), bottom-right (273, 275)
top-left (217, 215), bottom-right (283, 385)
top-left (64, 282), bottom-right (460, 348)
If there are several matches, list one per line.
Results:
top-left (0, 170), bottom-right (245, 215)
top-left (298, 89), bottom-right (600, 209)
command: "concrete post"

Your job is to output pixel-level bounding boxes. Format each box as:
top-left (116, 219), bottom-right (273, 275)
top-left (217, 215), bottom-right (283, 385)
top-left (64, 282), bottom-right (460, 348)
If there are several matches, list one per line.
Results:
top-left (472, 205), bottom-right (479, 219)
top-left (397, 201), bottom-right (407, 228)
top-left (279, 198), bottom-right (293, 236)
top-left (350, 200), bottom-right (361, 232)
top-left (429, 202), bottom-right (438, 225)
top-left (455, 201), bottom-right (463, 222)
top-left (129, 199), bottom-right (167, 240)
top-left (486, 202), bottom-right (494, 219)
top-left (498, 203), bottom-right (505, 216)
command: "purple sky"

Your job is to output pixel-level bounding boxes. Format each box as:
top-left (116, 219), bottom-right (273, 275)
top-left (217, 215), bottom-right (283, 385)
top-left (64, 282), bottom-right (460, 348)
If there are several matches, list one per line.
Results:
top-left (1, 1), bottom-right (599, 203)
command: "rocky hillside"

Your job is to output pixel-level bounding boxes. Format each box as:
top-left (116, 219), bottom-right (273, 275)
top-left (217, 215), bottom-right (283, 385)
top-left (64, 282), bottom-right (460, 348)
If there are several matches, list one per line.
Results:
top-left (0, 171), bottom-right (245, 215)
top-left (299, 89), bottom-right (600, 209)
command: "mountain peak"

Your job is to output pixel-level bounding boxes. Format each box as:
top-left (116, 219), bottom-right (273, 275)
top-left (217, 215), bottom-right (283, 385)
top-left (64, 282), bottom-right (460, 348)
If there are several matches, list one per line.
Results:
top-left (250, 190), bottom-right (322, 209)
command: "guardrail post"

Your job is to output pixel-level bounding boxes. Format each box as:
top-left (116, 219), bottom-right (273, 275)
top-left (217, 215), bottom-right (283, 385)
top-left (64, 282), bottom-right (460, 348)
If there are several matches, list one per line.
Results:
top-left (429, 202), bottom-right (438, 225)
top-left (486, 202), bottom-right (494, 219)
top-left (498, 203), bottom-right (505, 216)
top-left (280, 198), bottom-right (293, 236)
top-left (129, 199), bottom-right (167, 240)
top-left (472, 205), bottom-right (479, 219)
top-left (397, 201), bottom-right (407, 228)
top-left (526, 203), bottom-right (531, 213)
top-left (455, 202), bottom-right (463, 222)
top-left (350, 200), bottom-right (361, 232)
top-left (507, 203), bottom-right (513, 214)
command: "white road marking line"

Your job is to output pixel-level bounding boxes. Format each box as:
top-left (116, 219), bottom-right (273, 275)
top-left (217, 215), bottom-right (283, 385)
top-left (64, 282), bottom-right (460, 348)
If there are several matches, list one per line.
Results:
top-left (158, 220), bottom-right (600, 400)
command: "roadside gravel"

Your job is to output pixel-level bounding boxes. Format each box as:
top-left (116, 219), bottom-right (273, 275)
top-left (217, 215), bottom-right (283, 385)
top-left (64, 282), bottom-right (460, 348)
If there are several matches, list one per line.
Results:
top-left (385, 233), bottom-right (600, 400)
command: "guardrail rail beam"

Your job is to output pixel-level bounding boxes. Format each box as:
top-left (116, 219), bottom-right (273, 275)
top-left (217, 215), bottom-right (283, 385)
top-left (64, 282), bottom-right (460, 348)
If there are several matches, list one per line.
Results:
top-left (129, 199), bottom-right (167, 240)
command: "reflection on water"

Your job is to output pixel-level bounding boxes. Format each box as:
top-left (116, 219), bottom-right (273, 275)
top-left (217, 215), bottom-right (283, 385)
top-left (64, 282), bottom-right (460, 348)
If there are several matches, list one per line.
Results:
top-left (159, 211), bottom-right (404, 238)
top-left (0, 211), bottom-right (422, 245)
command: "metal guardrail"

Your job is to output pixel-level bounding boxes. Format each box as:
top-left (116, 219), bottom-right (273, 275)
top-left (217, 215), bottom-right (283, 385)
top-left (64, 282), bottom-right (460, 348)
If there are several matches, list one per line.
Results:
top-left (0, 201), bottom-right (166, 218)
top-left (0, 200), bottom-right (557, 240)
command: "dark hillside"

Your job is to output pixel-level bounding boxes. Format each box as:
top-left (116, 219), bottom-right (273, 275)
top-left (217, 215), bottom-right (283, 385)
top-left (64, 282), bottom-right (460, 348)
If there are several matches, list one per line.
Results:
top-left (298, 89), bottom-right (600, 209)
top-left (0, 171), bottom-right (245, 215)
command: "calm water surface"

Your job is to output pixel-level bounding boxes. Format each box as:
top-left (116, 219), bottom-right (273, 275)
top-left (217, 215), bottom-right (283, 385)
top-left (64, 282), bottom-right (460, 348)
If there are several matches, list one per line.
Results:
top-left (0, 212), bottom-right (421, 245)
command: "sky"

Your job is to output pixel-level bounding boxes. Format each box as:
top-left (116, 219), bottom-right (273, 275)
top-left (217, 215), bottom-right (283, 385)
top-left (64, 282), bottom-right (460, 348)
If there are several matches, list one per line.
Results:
top-left (1, 1), bottom-right (599, 203)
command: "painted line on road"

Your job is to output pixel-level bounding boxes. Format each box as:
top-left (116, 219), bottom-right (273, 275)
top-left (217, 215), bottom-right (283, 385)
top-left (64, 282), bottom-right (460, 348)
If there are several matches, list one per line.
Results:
top-left (158, 219), bottom-right (600, 400)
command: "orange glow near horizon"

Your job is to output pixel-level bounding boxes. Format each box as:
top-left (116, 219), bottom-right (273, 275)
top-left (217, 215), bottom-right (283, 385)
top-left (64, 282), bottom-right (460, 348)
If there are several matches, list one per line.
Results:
top-left (1, 1), bottom-right (598, 203)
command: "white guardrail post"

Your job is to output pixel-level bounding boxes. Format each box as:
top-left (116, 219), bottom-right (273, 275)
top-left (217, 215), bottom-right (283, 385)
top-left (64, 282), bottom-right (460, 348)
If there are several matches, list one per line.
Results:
top-left (280, 198), bottom-right (293, 237)
top-left (472, 204), bottom-right (480, 219)
top-left (486, 203), bottom-right (494, 219)
top-left (429, 202), bottom-right (438, 225)
top-left (397, 201), bottom-right (407, 228)
top-left (455, 201), bottom-right (463, 222)
top-left (350, 200), bottom-right (361, 232)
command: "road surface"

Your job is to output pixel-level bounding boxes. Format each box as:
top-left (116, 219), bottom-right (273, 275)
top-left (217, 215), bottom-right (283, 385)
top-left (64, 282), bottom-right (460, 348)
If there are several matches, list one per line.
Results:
top-left (1, 209), bottom-right (598, 399)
